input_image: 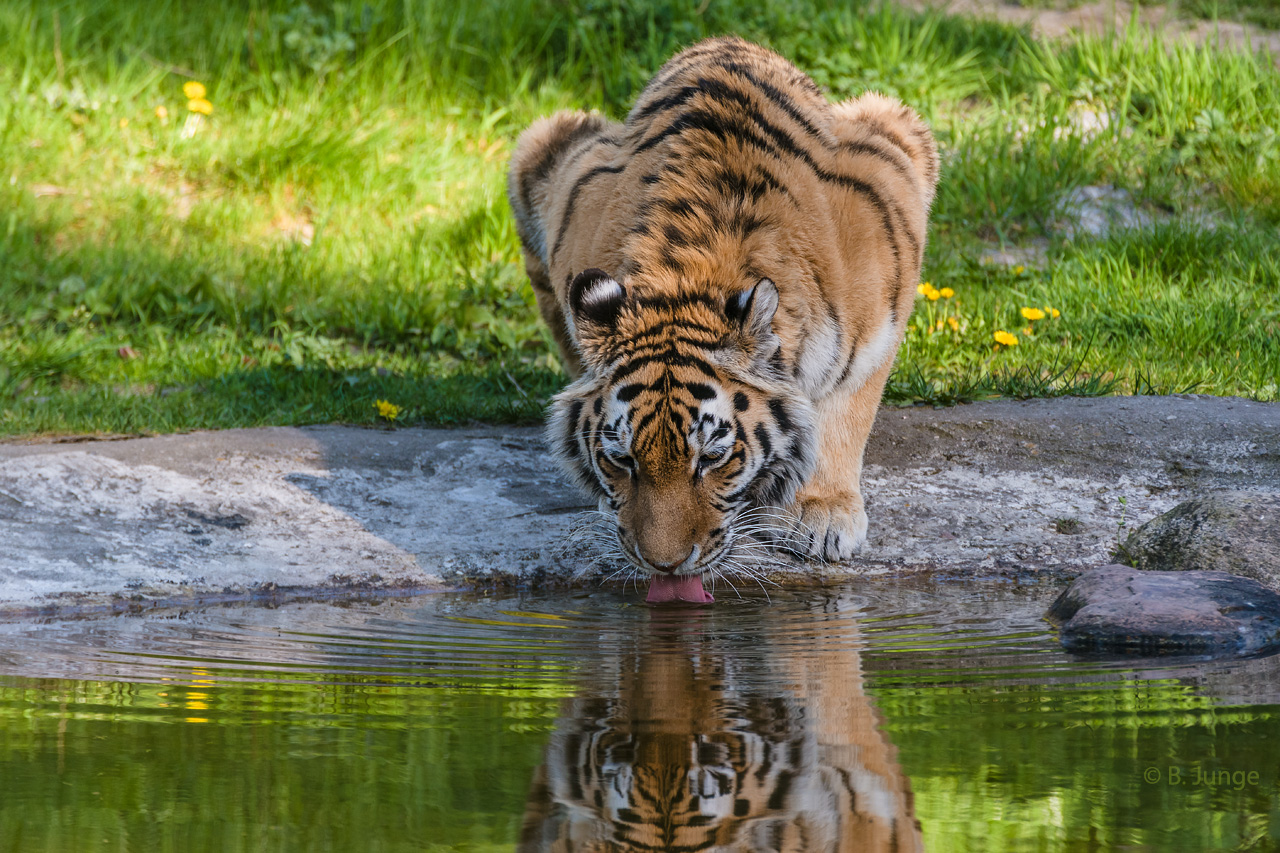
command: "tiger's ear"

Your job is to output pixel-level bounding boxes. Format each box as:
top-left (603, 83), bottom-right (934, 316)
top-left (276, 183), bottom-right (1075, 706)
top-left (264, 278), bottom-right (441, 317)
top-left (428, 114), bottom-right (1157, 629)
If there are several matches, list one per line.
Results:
top-left (568, 268), bottom-right (625, 363)
top-left (725, 278), bottom-right (781, 369)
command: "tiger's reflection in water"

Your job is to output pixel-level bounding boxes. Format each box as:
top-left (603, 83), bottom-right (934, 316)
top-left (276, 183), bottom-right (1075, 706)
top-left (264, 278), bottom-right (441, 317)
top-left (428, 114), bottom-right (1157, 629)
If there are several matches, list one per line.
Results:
top-left (519, 598), bottom-right (923, 852)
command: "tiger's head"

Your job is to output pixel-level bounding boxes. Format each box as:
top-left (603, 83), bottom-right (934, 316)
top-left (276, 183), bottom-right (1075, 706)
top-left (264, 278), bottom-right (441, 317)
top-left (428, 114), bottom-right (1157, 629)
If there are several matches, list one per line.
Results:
top-left (549, 269), bottom-right (816, 596)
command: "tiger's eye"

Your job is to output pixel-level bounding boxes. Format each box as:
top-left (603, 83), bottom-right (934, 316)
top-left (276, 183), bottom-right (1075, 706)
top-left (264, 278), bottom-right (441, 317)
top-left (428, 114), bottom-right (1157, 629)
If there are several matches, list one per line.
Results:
top-left (606, 449), bottom-right (635, 472)
top-left (697, 448), bottom-right (728, 472)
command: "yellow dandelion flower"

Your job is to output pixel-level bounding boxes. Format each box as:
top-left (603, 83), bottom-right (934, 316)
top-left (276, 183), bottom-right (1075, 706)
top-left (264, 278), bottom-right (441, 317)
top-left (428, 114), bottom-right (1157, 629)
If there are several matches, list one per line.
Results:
top-left (926, 287), bottom-right (940, 301)
top-left (994, 330), bottom-right (1018, 347)
top-left (1020, 307), bottom-right (1046, 321)
top-left (188, 98), bottom-right (213, 116)
top-left (947, 316), bottom-right (959, 331)
top-left (939, 287), bottom-right (954, 298)
top-left (1022, 326), bottom-right (1034, 336)
top-left (1051, 308), bottom-right (1061, 318)
top-left (917, 283), bottom-right (927, 295)
top-left (183, 81), bottom-right (207, 100)
top-left (118, 118), bottom-right (129, 129)
top-left (936, 319), bottom-right (946, 330)
top-left (155, 105), bottom-right (168, 119)
top-left (375, 399), bottom-right (402, 421)
top-left (1013, 265), bottom-right (1026, 275)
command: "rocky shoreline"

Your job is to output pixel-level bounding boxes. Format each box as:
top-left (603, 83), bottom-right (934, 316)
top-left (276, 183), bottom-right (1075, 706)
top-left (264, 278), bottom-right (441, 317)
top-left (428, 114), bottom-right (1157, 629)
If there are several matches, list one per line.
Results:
top-left (2, 395), bottom-right (1278, 649)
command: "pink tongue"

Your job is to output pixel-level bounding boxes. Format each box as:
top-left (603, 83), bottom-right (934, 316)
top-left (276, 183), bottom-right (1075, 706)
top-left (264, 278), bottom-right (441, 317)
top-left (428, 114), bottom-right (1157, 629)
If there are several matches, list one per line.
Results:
top-left (646, 573), bottom-right (714, 604)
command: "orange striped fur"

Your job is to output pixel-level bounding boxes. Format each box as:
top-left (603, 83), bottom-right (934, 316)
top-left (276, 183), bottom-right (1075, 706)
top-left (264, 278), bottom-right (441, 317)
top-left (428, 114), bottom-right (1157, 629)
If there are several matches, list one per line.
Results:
top-left (509, 36), bottom-right (938, 575)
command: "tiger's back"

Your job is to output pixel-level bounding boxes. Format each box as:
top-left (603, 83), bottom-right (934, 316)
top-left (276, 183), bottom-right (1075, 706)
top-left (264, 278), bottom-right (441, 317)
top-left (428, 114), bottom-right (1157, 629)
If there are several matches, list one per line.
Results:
top-left (509, 37), bottom-right (938, 578)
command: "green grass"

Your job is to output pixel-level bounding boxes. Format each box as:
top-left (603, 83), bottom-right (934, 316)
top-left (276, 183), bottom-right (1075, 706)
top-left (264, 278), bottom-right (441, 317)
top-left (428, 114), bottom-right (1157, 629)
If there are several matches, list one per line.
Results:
top-left (0, 0), bottom-right (1277, 436)
top-left (1180, 0), bottom-right (1280, 29)
top-left (1017, 0), bottom-right (1280, 30)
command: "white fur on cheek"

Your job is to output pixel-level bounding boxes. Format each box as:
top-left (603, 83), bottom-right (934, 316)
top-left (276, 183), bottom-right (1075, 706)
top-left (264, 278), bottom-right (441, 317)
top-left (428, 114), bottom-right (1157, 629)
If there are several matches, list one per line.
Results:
top-left (601, 396), bottom-right (634, 457)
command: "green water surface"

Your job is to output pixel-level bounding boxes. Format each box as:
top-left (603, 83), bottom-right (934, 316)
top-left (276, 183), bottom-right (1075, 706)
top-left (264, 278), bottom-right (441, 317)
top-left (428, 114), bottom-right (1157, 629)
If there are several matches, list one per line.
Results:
top-left (0, 582), bottom-right (1275, 852)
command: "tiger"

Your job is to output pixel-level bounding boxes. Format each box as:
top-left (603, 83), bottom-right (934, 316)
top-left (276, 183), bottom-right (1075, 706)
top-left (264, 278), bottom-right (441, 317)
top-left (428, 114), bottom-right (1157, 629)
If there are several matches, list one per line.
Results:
top-left (508, 36), bottom-right (938, 600)
top-left (517, 597), bottom-right (923, 851)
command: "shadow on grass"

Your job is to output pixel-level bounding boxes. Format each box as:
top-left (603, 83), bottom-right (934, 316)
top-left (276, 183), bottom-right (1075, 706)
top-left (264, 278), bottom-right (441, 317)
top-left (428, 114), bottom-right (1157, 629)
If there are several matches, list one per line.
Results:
top-left (0, 193), bottom-right (564, 436)
top-left (3, 364), bottom-right (563, 437)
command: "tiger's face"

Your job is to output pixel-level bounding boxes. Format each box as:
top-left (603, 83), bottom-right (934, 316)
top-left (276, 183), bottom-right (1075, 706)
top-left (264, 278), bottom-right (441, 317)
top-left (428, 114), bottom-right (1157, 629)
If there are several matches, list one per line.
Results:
top-left (549, 270), bottom-right (816, 591)
top-left (518, 603), bottom-right (924, 852)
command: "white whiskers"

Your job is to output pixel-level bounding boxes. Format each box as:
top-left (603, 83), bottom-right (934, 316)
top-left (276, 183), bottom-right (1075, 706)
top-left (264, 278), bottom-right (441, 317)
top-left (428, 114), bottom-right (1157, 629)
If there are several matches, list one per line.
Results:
top-left (558, 504), bottom-right (803, 600)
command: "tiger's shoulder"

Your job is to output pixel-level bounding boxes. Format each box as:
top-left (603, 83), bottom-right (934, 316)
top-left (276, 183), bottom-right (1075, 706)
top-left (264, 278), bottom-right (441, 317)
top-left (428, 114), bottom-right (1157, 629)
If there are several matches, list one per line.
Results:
top-left (509, 36), bottom-right (939, 392)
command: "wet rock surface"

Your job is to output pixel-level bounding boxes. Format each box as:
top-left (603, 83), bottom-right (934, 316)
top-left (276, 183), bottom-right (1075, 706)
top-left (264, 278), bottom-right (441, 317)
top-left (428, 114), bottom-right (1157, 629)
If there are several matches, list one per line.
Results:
top-left (1122, 491), bottom-right (1280, 592)
top-left (1049, 565), bottom-right (1280, 656)
top-left (1048, 565), bottom-right (1280, 656)
top-left (1, 395), bottom-right (1278, 617)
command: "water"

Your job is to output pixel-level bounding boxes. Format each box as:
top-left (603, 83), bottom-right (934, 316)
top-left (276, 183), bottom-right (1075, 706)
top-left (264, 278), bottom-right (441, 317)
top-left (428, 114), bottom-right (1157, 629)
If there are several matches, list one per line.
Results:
top-left (0, 579), bottom-right (1277, 852)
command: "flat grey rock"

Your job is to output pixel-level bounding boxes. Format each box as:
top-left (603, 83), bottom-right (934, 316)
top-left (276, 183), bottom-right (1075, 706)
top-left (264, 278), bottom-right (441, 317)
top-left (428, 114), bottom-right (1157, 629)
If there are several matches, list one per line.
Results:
top-left (1048, 565), bottom-right (1280, 656)
top-left (1, 395), bottom-right (1278, 617)
top-left (1122, 491), bottom-right (1280, 591)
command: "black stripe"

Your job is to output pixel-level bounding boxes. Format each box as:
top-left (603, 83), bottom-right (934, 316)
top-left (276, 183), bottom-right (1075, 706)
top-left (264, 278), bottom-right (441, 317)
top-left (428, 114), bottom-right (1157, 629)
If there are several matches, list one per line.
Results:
top-left (860, 117), bottom-right (912, 158)
top-left (632, 38), bottom-right (756, 111)
top-left (811, 271), bottom-right (844, 378)
top-left (813, 270), bottom-right (841, 336)
top-left (755, 470), bottom-right (794, 507)
top-left (609, 349), bottom-right (718, 385)
top-left (523, 127), bottom-right (616, 221)
top-left (656, 246), bottom-right (684, 273)
top-left (632, 83), bottom-right (703, 122)
top-left (662, 223), bottom-right (691, 247)
top-left (624, 334), bottom-right (728, 357)
top-left (724, 480), bottom-right (753, 504)
top-left (833, 339), bottom-right (860, 389)
top-left (792, 334), bottom-right (808, 379)
top-left (750, 163), bottom-right (791, 199)
top-left (612, 338), bottom-right (729, 366)
top-left (563, 399), bottom-right (584, 459)
top-left (632, 406), bottom-right (662, 443)
top-left (616, 383), bottom-right (644, 402)
top-left (634, 106), bottom-right (786, 159)
top-left (767, 398), bottom-right (792, 432)
top-left (906, 123), bottom-right (939, 184)
top-left (767, 771), bottom-right (793, 810)
top-left (710, 60), bottom-right (829, 143)
top-left (839, 138), bottom-right (916, 182)
top-left (703, 166), bottom-right (765, 206)
top-left (628, 319), bottom-right (724, 345)
top-left (551, 163), bottom-right (626, 260)
top-left (753, 423), bottom-right (773, 458)
top-left (637, 103), bottom-right (913, 290)
top-left (656, 196), bottom-right (697, 219)
top-left (633, 292), bottom-right (721, 313)
top-left (685, 382), bottom-right (717, 400)
top-left (647, 78), bottom-right (921, 289)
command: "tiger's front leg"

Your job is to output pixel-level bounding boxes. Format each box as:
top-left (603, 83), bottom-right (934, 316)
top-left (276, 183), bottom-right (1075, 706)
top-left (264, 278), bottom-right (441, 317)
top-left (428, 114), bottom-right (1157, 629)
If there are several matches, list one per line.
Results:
top-left (788, 358), bottom-right (896, 561)
top-left (524, 256), bottom-right (584, 379)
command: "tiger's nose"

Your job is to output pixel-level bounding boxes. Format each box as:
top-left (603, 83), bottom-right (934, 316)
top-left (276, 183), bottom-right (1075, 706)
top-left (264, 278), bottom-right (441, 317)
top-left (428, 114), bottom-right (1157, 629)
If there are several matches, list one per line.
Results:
top-left (643, 545), bottom-right (697, 574)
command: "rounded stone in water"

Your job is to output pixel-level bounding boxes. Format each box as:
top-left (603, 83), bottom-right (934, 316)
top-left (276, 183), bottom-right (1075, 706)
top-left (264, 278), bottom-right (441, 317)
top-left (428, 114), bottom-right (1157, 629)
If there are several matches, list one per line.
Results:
top-left (1048, 564), bottom-right (1280, 656)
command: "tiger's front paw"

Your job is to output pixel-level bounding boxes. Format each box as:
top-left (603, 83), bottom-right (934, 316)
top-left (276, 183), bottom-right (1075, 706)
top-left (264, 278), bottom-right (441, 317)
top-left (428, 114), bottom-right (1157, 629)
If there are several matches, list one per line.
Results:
top-left (790, 493), bottom-right (868, 562)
